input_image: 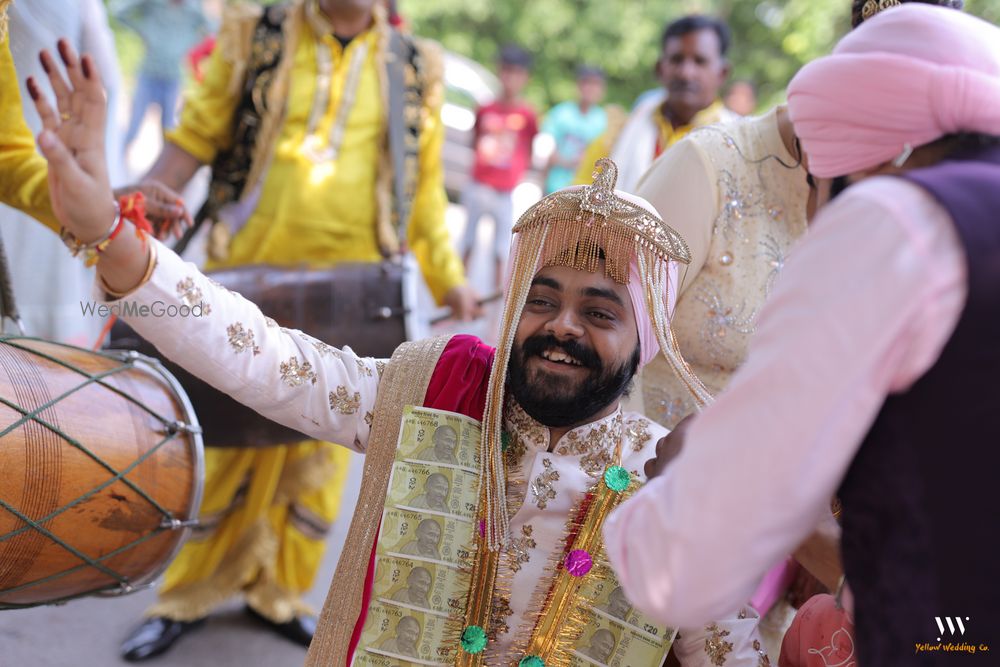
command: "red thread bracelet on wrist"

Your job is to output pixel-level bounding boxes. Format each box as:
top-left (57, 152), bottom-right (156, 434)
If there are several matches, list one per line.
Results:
top-left (118, 191), bottom-right (154, 248)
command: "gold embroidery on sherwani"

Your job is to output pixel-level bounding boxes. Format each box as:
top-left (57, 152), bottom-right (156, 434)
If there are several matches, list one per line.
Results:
top-left (506, 524), bottom-right (535, 573)
top-left (555, 412), bottom-right (623, 477)
top-left (313, 341), bottom-right (335, 356)
top-left (328, 386), bottom-right (361, 414)
top-left (264, 316), bottom-right (278, 328)
top-left (487, 594), bottom-right (514, 641)
top-left (626, 417), bottom-right (653, 452)
top-left (355, 358), bottom-right (373, 377)
top-left (226, 322), bottom-right (261, 355)
top-left (375, 360), bottom-right (386, 377)
top-left (753, 639), bottom-right (771, 666)
top-left (177, 277), bottom-right (211, 314)
top-left (705, 623), bottom-right (734, 665)
top-left (364, 411), bottom-right (374, 427)
top-left (530, 458), bottom-right (560, 509)
top-left (513, 464), bottom-right (678, 666)
top-left (506, 401), bottom-right (548, 452)
top-left (279, 356), bottom-right (317, 386)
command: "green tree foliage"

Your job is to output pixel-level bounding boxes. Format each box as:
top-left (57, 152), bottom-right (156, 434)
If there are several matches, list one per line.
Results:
top-left (403, 0), bottom-right (999, 113)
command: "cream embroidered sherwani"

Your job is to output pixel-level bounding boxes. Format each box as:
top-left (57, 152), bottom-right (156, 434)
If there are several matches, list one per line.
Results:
top-left (102, 241), bottom-right (768, 666)
top-left (624, 108), bottom-right (808, 661)
top-left (629, 108), bottom-right (809, 429)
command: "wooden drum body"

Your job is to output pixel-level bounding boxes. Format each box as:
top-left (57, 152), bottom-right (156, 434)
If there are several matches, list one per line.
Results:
top-left (0, 336), bottom-right (204, 608)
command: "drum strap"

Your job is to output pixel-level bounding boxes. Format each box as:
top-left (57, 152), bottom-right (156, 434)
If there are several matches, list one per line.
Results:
top-left (385, 28), bottom-right (423, 253)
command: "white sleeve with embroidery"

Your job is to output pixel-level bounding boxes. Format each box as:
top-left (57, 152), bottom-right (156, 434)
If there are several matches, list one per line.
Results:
top-left (97, 240), bottom-right (383, 452)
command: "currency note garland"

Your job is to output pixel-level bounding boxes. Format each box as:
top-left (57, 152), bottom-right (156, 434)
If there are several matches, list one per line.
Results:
top-left (508, 463), bottom-right (678, 667)
top-left (354, 406), bottom-right (484, 667)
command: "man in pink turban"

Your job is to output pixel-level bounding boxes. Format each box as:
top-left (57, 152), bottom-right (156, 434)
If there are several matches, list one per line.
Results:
top-left (605, 4), bottom-right (1000, 665)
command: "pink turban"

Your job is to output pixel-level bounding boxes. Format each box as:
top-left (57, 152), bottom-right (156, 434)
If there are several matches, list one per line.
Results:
top-left (787, 4), bottom-right (1000, 178)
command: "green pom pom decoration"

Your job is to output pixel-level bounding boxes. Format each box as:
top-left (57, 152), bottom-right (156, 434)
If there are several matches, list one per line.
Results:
top-left (518, 656), bottom-right (545, 667)
top-left (604, 465), bottom-right (631, 492)
top-left (461, 625), bottom-right (488, 654)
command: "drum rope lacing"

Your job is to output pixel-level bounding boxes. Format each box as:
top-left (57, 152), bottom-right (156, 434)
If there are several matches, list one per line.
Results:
top-left (0, 335), bottom-right (198, 608)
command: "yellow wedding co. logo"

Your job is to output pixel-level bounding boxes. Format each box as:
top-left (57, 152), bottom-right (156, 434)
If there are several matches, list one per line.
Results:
top-left (936, 617), bottom-right (969, 640)
top-left (914, 617), bottom-right (991, 656)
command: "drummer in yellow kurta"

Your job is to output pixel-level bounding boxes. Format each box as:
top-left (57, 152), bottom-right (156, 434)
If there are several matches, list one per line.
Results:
top-left (119, 0), bottom-right (478, 661)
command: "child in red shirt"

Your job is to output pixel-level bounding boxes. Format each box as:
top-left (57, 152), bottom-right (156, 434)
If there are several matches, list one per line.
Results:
top-left (460, 44), bottom-right (538, 287)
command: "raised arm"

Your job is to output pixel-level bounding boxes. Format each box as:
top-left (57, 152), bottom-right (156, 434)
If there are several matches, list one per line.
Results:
top-left (27, 39), bottom-right (382, 451)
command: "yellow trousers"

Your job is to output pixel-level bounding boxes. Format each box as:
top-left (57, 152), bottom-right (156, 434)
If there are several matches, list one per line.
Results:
top-left (149, 440), bottom-right (351, 623)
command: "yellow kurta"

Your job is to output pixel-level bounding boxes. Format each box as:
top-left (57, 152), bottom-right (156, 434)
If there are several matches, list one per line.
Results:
top-left (0, 27), bottom-right (57, 232)
top-left (166, 2), bottom-right (463, 301)
top-left (153, 1), bottom-right (461, 623)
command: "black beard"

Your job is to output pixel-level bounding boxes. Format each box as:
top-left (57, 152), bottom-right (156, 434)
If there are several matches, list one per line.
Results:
top-left (507, 334), bottom-right (640, 428)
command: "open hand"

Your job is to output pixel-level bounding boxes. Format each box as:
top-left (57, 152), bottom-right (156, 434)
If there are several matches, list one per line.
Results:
top-left (27, 39), bottom-right (115, 242)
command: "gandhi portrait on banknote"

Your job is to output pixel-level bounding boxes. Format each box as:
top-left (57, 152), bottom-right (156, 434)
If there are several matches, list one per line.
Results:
top-left (378, 615), bottom-right (422, 658)
top-left (595, 586), bottom-right (633, 622)
top-left (398, 518), bottom-right (443, 559)
top-left (415, 424), bottom-right (460, 465)
top-left (580, 628), bottom-right (617, 664)
top-left (407, 473), bottom-right (451, 512)
top-left (390, 566), bottom-right (433, 609)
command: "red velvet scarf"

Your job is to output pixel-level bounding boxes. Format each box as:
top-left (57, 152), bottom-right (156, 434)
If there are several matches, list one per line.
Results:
top-left (347, 335), bottom-right (495, 662)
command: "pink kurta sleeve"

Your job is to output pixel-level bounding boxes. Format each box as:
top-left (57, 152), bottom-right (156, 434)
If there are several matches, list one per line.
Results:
top-left (95, 239), bottom-right (383, 452)
top-left (604, 176), bottom-right (967, 627)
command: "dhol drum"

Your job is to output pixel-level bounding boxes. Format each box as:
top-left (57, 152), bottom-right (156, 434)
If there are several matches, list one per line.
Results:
top-left (108, 259), bottom-right (418, 447)
top-left (0, 336), bottom-right (203, 608)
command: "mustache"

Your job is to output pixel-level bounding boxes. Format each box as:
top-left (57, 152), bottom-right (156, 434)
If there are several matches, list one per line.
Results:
top-left (519, 334), bottom-right (601, 369)
top-left (668, 81), bottom-right (701, 92)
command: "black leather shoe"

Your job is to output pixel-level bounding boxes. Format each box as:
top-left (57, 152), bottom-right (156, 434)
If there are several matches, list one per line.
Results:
top-left (120, 616), bottom-right (205, 661)
top-left (245, 605), bottom-right (317, 647)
